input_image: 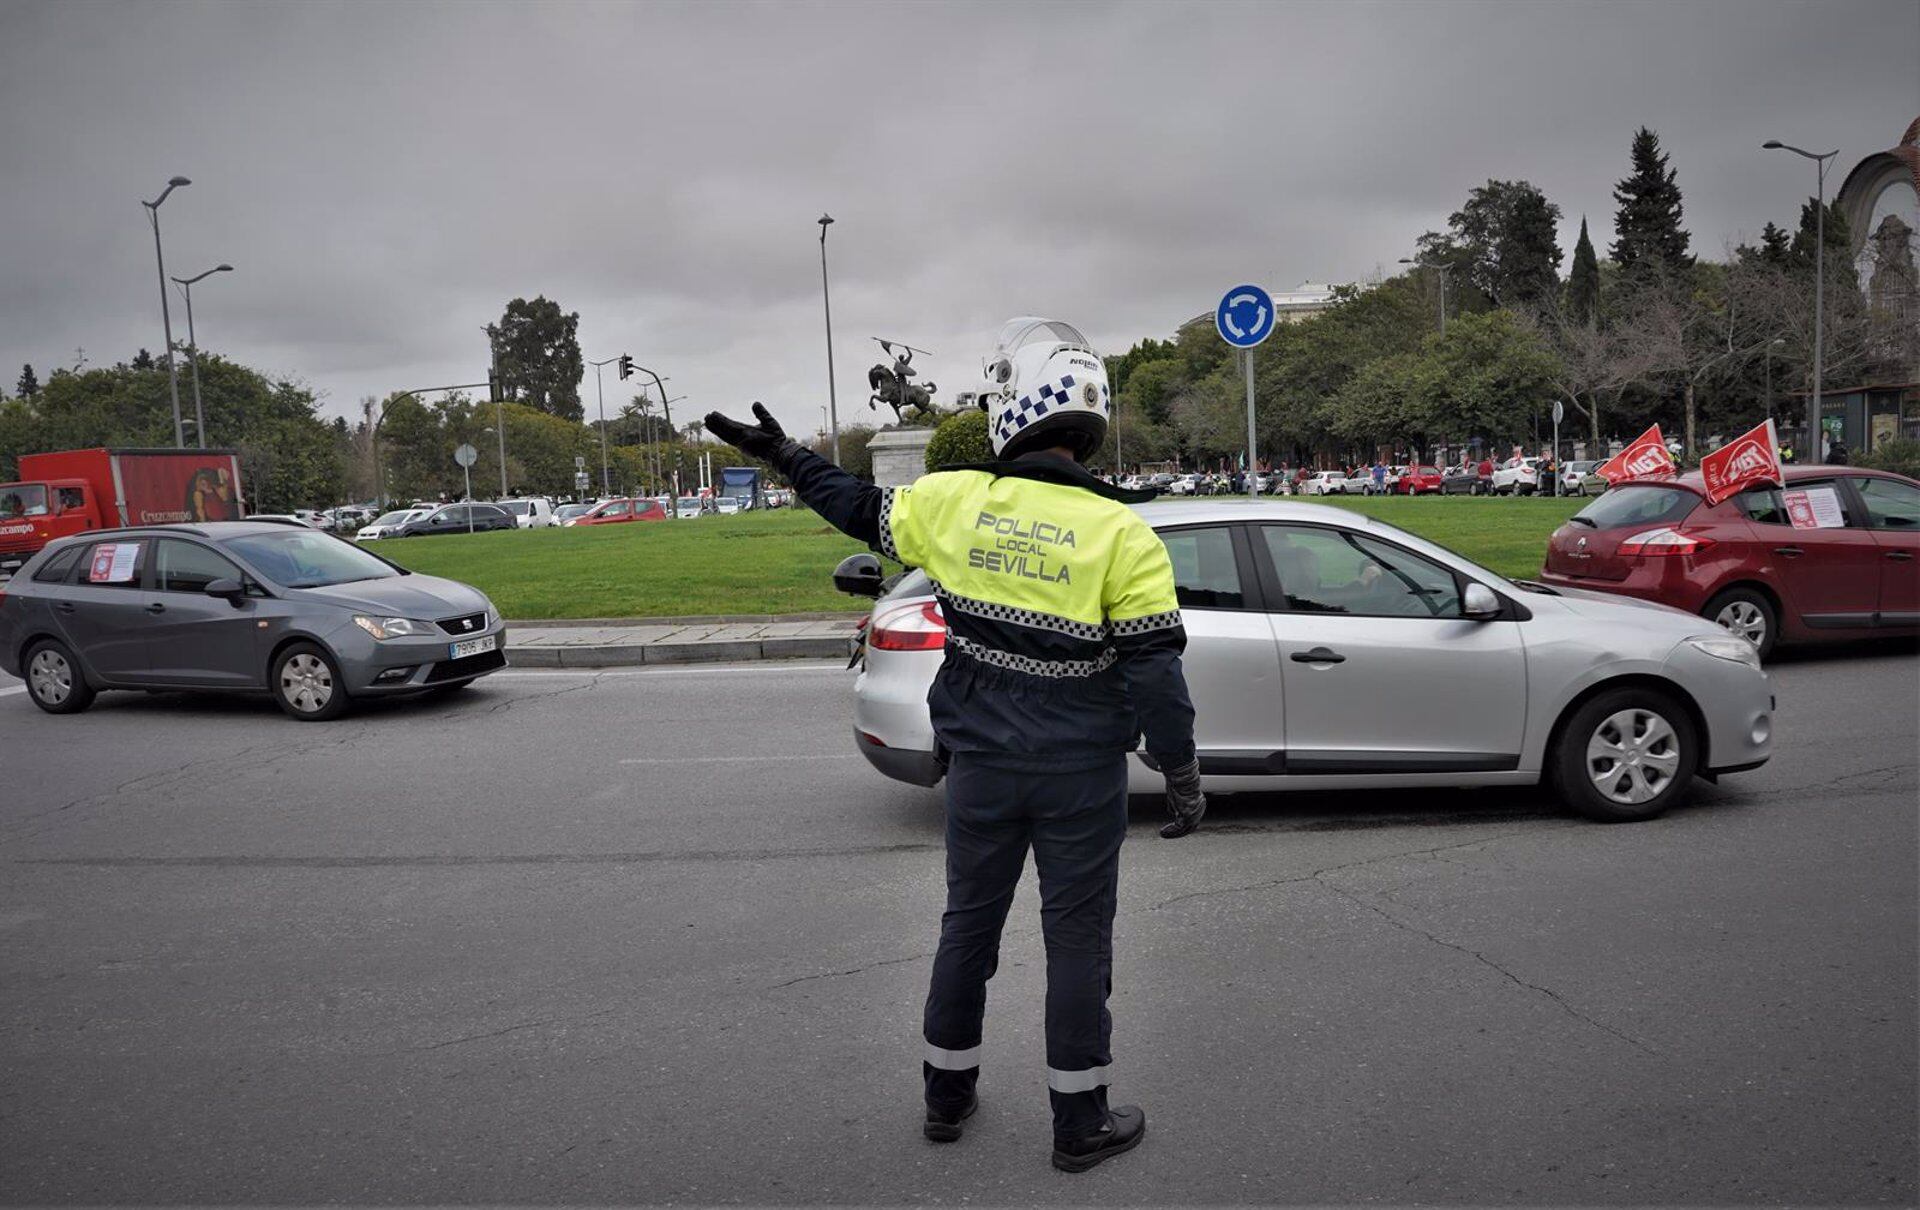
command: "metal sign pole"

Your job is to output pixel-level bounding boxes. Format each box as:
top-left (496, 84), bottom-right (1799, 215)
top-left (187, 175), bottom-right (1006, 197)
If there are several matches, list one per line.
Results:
top-left (1244, 349), bottom-right (1258, 499)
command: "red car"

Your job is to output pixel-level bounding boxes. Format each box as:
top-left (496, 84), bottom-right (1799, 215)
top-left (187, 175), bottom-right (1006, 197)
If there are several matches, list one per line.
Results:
top-left (1539, 465), bottom-right (1920, 659)
top-left (569, 497), bottom-right (666, 526)
top-left (1394, 464), bottom-right (1444, 495)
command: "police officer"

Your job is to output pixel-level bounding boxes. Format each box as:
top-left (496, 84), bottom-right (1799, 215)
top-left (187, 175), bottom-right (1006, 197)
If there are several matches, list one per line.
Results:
top-left (706, 317), bottom-right (1203, 1173)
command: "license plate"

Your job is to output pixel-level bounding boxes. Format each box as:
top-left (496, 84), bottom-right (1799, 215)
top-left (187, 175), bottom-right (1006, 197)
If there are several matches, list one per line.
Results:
top-left (449, 634), bottom-right (498, 659)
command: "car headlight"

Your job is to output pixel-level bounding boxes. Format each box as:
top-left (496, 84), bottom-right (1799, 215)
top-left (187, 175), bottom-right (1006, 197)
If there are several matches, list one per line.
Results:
top-left (1688, 635), bottom-right (1763, 670)
top-left (353, 615), bottom-right (436, 640)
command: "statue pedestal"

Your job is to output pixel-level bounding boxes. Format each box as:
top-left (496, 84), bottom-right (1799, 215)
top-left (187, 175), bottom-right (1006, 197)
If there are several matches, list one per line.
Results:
top-left (868, 427), bottom-right (935, 488)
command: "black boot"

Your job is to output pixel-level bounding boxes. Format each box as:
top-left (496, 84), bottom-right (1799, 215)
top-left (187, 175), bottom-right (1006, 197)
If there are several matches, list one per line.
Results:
top-left (1051, 1104), bottom-right (1145, 1172)
top-left (923, 1094), bottom-right (978, 1143)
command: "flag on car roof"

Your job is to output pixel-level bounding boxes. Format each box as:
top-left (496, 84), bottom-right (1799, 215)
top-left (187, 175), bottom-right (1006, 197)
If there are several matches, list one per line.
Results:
top-left (1699, 419), bottom-right (1782, 505)
top-left (1596, 425), bottom-right (1677, 485)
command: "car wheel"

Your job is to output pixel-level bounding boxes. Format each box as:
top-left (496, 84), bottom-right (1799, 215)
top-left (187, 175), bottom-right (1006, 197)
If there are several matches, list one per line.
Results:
top-left (24, 639), bottom-right (95, 714)
top-left (1704, 587), bottom-right (1777, 661)
top-left (1552, 688), bottom-right (1698, 823)
top-left (272, 642), bottom-right (351, 721)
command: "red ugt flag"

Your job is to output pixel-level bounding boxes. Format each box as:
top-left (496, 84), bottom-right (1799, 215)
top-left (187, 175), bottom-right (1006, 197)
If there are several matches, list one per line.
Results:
top-left (1595, 425), bottom-right (1676, 485)
top-left (1699, 419), bottom-right (1782, 505)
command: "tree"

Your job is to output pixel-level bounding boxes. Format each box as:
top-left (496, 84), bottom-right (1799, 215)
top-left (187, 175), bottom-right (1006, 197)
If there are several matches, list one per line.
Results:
top-left (924, 409), bottom-right (992, 470)
top-left (1611, 126), bottom-right (1692, 276)
top-left (130, 348), bottom-right (156, 370)
top-left (15, 364), bottom-right (38, 399)
top-left (1566, 217), bottom-right (1600, 327)
top-left (1417, 180), bottom-right (1564, 310)
top-left (807, 424), bottom-right (878, 480)
top-left (486, 296), bottom-right (584, 422)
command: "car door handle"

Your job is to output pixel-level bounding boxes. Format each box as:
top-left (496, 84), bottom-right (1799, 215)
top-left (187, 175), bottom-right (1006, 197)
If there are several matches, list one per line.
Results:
top-left (55, 602), bottom-right (76, 614)
top-left (1290, 647), bottom-right (1346, 664)
top-left (145, 602), bottom-right (166, 614)
top-left (1890, 551), bottom-right (1915, 561)
top-left (1775, 546), bottom-right (1803, 558)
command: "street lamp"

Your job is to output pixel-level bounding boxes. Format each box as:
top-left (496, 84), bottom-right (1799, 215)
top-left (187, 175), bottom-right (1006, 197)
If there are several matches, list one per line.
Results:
top-left (1763, 140), bottom-right (1839, 461)
top-left (818, 214), bottom-right (841, 463)
top-left (1399, 257), bottom-right (1453, 334)
top-left (142, 175), bottom-right (192, 446)
top-left (170, 263), bottom-right (232, 448)
top-left (588, 354), bottom-right (624, 496)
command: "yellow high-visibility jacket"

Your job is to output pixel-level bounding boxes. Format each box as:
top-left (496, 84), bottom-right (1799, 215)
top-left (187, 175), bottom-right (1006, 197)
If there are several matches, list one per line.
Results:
top-left (777, 444), bottom-right (1195, 766)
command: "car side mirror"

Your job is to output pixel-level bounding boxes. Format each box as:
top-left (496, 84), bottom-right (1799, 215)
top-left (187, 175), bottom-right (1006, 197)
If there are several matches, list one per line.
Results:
top-left (832, 552), bottom-right (886, 598)
top-left (1462, 582), bottom-right (1501, 620)
top-left (205, 578), bottom-right (247, 608)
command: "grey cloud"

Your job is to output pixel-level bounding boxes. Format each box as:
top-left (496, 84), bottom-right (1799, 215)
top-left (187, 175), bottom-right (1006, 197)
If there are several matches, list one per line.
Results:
top-left (2, 0), bottom-right (1914, 434)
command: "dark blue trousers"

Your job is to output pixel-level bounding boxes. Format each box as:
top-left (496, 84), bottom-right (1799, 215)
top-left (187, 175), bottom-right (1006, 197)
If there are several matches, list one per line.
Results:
top-left (921, 752), bottom-right (1128, 1139)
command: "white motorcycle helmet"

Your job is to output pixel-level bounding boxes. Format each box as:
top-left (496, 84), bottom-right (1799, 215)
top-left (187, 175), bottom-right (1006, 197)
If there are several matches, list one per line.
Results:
top-left (978, 317), bottom-right (1110, 460)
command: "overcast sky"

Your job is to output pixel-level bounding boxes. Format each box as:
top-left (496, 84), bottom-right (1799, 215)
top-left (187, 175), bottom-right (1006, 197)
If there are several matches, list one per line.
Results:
top-left (2, 0), bottom-right (1915, 441)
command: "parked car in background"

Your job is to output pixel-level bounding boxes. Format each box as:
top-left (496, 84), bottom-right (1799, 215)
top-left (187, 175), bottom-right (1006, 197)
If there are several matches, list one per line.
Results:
top-left (392, 503), bottom-right (516, 537)
top-left (1302, 471), bottom-right (1346, 496)
top-left (497, 497), bottom-right (558, 528)
top-left (353, 508), bottom-right (428, 541)
top-left (1540, 466), bottom-right (1919, 659)
top-left (1341, 469), bottom-right (1378, 496)
top-left (1442, 463), bottom-right (1491, 495)
top-left (1494, 457), bottom-right (1543, 496)
top-left (837, 500), bottom-right (1773, 823)
top-left (1167, 474), bottom-right (1200, 496)
top-left (0, 520), bottom-right (506, 719)
top-left (567, 497), bottom-right (667, 526)
top-left (553, 503), bottom-right (595, 526)
top-left (1395, 465), bottom-right (1444, 495)
top-left (673, 496), bottom-right (707, 518)
top-left (1560, 460), bottom-right (1606, 496)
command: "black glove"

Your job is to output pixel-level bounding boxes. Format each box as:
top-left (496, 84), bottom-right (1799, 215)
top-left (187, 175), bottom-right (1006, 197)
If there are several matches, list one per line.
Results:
top-left (704, 402), bottom-right (793, 463)
top-left (1160, 758), bottom-right (1207, 839)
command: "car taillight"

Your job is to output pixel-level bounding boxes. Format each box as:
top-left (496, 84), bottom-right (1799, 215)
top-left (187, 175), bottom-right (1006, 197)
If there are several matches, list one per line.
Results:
top-left (1618, 527), bottom-right (1714, 556)
top-left (868, 600), bottom-right (946, 651)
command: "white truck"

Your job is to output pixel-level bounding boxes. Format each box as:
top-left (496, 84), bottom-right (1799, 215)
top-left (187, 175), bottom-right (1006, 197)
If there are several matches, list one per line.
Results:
top-left (497, 497), bottom-right (558, 528)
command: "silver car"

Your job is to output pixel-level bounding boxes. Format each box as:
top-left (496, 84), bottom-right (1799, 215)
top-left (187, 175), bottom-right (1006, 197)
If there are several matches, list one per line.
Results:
top-left (0, 521), bottom-right (507, 721)
top-left (843, 501), bottom-right (1773, 823)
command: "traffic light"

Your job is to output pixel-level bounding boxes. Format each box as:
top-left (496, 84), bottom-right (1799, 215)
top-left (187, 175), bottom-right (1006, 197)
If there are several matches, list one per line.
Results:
top-left (488, 371), bottom-right (502, 400)
top-left (618, 355), bottom-right (633, 380)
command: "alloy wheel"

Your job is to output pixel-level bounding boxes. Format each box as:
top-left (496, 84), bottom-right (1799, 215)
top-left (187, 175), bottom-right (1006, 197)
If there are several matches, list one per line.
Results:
top-left (29, 649), bottom-right (72, 705)
top-left (1714, 600), bottom-right (1768, 648)
top-left (1587, 708), bottom-right (1681, 805)
top-left (281, 653), bottom-right (334, 714)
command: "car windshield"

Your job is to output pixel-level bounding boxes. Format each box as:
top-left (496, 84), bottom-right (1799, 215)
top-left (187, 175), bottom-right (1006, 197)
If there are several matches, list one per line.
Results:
top-left (1, 484), bottom-right (50, 517)
top-left (369, 510), bottom-right (414, 528)
top-left (1571, 484), bottom-right (1699, 529)
top-left (226, 530), bottom-right (401, 588)
top-left (677, 497), bottom-right (703, 508)
top-left (501, 501), bottom-right (531, 515)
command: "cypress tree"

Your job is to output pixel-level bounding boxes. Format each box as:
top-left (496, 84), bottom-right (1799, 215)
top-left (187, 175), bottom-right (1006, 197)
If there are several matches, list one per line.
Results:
top-left (1567, 217), bottom-right (1600, 325)
top-left (15, 364), bottom-right (38, 399)
top-left (1611, 126), bottom-right (1692, 275)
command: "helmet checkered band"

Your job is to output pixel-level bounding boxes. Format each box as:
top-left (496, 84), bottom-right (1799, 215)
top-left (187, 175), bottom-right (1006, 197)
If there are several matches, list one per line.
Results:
top-left (993, 376), bottom-right (1109, 447)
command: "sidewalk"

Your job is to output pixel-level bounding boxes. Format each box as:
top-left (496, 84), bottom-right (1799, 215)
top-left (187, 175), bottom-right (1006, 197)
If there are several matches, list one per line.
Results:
top-left (505, 614), bottom-right (863, 667)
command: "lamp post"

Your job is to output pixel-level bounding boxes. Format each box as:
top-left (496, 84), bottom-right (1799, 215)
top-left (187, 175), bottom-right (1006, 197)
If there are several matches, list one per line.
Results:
top-left (142, 176), bottom-right (192, 446)
top-left (818, 214), bottom-right (841, 463)
top-left (170, 263), bottom-right (232, 448)
top-left (1763, 140), bottom-right (1839, 461)
top-left (632, 364), bottom-right (678, 494)
top-left (588, 355), bottom-right (621, 496)
top-left (1399, 257), bottom-right (1453, 334)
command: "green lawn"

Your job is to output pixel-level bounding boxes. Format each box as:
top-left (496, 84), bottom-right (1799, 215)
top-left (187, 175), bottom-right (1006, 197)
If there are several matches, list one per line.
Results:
top-left (376, 496), bottom-right (1587, 619)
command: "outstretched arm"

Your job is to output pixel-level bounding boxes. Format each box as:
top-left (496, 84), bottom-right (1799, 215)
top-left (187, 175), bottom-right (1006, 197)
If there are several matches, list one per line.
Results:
top-left (706, 403), bottom-right (884, 549)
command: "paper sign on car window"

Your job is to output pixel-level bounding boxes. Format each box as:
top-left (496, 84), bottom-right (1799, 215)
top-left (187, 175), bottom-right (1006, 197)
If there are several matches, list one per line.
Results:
top-left (1783, 486), bottom-right (1846, 530)
top-left (87, 542), bottom-right (142, 583)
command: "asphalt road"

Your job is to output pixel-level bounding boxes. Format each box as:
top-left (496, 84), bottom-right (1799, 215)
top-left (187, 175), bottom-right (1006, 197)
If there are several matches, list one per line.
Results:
top-left (1, 647), bottom-right (1914, 1205)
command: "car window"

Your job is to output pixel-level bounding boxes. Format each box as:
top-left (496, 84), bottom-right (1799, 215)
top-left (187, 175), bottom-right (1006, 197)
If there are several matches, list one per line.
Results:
top-left (79, 539), bottom-right (147, 589)
top-left (155, 538), bottom-right (242, 593)
top-left (1853, 476), bottom-right (1920, 530)
top-left (1157, 526), bottom-right (1244, 610)
top-left (1573, 485), bottom-right (1699, 529)
top-left (32, 544), bottom-right (84, 584)
top-left (602, 502), bottom-right (630, 517)
top-left (1262, 525), bottom-right (1463, 619)
top-left (56, 486), bottom-right (86, 510)
top-left (1738, 479), bottom-right (1858, 527)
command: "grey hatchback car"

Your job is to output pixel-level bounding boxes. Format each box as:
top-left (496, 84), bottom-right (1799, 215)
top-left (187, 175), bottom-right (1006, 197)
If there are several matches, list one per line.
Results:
top-left (0, 521), bottom-right (507, 720)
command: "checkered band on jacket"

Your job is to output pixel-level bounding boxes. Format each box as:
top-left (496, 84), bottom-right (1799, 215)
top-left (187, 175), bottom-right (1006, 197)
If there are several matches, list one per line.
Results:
top-left (993, 375), bottom-right (1110, 448)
